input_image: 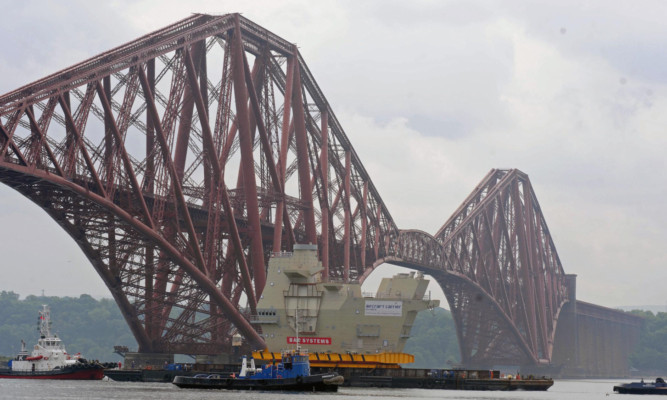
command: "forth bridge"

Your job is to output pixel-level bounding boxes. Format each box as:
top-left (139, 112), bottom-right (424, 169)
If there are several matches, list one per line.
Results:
top-left (0, 13), bottom-right (641, 377)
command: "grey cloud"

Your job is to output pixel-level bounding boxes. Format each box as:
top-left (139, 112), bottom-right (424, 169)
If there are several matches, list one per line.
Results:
top-left (0, 1), bottom-right (139, 93)
top-left (497, 1), bottom-right (667, 84)
top-left (407, 114), bottom-right (469, 139)
top-left (1, 0), bottom-right (666, 309)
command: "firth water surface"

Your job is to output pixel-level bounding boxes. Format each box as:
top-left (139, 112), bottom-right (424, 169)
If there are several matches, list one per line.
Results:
top-left (0, 379), bottom-right (652, 399)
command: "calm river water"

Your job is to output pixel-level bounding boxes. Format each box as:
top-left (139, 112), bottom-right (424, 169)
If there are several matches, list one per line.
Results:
top-left (0, 379), bottom-right (650, 399)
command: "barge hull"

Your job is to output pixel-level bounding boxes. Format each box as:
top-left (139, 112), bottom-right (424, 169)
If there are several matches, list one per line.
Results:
top-left (0, 368), bottom-right (104, 380)
top-left (373, 376), bottom-right (552, 390)
top-left (172, 374), bottom-right (339, 392)
top-left (318, 366), bottom-right (553, 391)
top-left (108, 365), bottom-right (552, 391)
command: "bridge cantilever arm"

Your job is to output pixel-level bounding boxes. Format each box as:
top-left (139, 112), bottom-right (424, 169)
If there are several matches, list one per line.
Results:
top-left (94, 81), bottom-right (155, 230)
top-left (22, 107), bottom-right (64, 176)
top-left (136, 63), bottom-right (209, 275)
top-left (56, 94), bottom-right (108, 197)
top-left (182, 47), bottom-right (258, 312)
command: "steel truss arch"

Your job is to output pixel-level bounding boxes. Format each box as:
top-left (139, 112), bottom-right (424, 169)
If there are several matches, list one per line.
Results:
top-left (373, 170), bottom-right (569, 365)
top-left (0, 13), bottom-right (396, 354)
top-left (0, 14), bottom-right (573, 367)
top-left (435, 169), bottom-right (569, 365)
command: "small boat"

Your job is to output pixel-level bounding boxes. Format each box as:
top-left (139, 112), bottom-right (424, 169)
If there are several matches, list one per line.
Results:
top-left (173, 348), bottom-right (343, 391)
top-left (0, 305), bottom-right (106, 380)
top-left (614, 377), bottom-right (667, 394)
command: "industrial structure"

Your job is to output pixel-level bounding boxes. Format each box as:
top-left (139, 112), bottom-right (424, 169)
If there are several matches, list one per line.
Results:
top-left (252, 243), bottom-right (438, 356)
top-left (0, 13), bottom-right (641, 377)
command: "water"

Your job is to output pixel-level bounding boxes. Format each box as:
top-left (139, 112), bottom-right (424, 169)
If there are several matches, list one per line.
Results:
top-left (0, 379), bottom-right (645, 399)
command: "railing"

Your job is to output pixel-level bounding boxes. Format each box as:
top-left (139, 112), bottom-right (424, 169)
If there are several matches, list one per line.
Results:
top-left (270, 251), bottom-right (293, 258)
top-left (326, 278), bottom-right (360, 285)
top-left (361, 291), bottom-right (433, 301)
top-left (248, 309), bottom-right (280, 324)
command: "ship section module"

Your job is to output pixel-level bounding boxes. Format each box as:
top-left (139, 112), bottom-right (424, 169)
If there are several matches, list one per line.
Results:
top-left (251, 244), bottom-right (439, 357)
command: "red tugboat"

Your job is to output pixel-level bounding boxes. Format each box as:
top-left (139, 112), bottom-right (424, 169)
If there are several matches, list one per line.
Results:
top-left (0, 305), bottom-right (106, 380)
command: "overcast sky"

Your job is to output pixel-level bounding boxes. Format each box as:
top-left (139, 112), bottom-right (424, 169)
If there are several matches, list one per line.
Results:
top-left (0, 0), bottom-right (665, 310)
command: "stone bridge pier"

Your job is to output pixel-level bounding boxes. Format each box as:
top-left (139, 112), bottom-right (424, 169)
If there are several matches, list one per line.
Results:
top-left (552, 275), bottom-right (643, 378)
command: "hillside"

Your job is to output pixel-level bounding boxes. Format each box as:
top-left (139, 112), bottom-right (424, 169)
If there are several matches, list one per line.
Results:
top-left (2, 292), bottom-right (660, 372)
top-left (0, 291), bottom-right (461, 367)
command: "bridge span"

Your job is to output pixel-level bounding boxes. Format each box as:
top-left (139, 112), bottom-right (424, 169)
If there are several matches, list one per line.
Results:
top-left (0, 13), bottom-right (641, 376)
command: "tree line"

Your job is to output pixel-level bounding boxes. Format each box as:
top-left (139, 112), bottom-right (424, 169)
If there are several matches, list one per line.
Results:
top-left (403, 307), bottom-right (461, 368)
top-left (0, 291), bottom-right (461, 366)
top-left (6, 291), bottom-right (661, 373)
top-left (628, 310), bottom-right (667, 373)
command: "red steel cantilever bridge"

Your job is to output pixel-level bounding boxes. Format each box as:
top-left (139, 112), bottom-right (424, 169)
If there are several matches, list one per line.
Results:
top-left (0, 14), bottom-right (640, 373)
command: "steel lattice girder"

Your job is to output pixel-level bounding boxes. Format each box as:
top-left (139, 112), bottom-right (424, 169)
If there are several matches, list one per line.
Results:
top-left (437, 169), bottom-right (569, 365)
top-left (0, 12), bottom-right (571, 366)
top-left (378, 169), bottom-right (569, 365)
top-left (0, 13), bottom-right (397, 354)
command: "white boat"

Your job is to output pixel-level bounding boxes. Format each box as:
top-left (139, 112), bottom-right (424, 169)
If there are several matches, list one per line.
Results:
top-left (0, 305), bottom-right (106, 380)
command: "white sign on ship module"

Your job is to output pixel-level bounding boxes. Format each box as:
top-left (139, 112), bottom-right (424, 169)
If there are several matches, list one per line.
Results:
top-left (364, 300), bottom-right (403, 317)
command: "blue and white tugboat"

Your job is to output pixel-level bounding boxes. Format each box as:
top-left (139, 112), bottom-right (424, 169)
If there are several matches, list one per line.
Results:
top-left (614, 377), bottom-right (667, 394)
top-left (174, 302), bottom-right (343, 392)
top-left (172, 347), bottom-right (343, 391)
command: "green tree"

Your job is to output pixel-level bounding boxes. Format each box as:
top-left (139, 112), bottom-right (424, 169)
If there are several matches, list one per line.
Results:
top-left (403, 308), bottom-right (460, 368)
top-left (629, 310), bottom-right (667, 373)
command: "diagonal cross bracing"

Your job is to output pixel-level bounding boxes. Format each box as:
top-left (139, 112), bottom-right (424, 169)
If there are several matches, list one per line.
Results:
top-left (0, 14), bottom-right (613, 369)
top-left (0, 13), bottom-right (396, 354)
top-left (377, 169), bottom-right (569, 366)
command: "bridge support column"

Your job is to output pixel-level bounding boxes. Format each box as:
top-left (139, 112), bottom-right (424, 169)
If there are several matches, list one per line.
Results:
top-left (552, 274), bottom-right (642, 377)
top-left (552, 274), bottom-right (579, 375)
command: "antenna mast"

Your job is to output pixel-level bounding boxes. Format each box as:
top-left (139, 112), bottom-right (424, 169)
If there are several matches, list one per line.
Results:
top-left (295, 301), bottom-right (300, 351)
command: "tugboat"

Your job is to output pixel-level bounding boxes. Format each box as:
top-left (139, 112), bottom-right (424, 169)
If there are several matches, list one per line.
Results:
top-left (173, 348), bottom-right (343, 391)
top-left (0, 305), bottom-right (106, 380)
top-left (173, 306), bottom-right (343, 391)
top-left (614, 377), bottom-right (667, 394)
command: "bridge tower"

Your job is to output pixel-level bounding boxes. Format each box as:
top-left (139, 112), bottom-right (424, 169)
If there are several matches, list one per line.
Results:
top-left (0, 13), bottom-right (397, 355)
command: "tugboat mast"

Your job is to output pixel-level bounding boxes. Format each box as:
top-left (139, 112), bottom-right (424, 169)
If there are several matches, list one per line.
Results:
top-left (38, 305), bottom-right (52, 338)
